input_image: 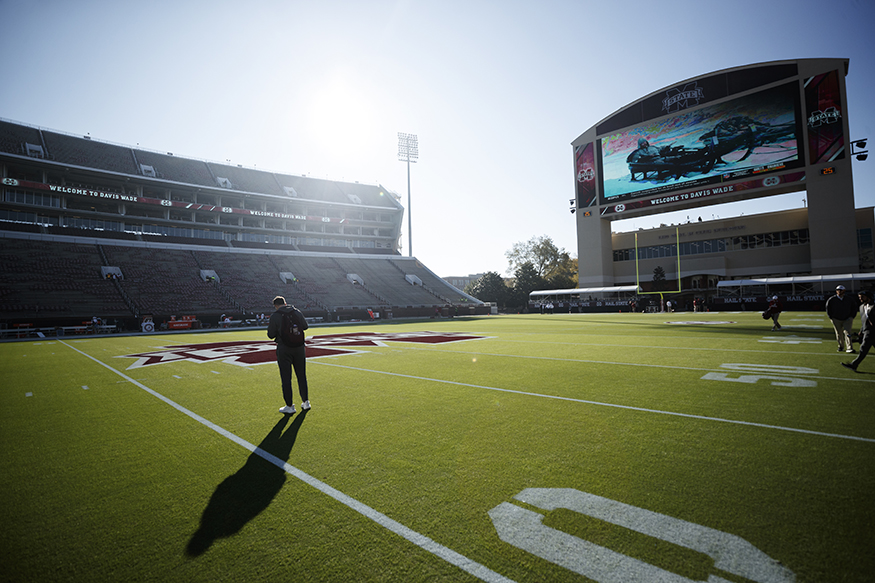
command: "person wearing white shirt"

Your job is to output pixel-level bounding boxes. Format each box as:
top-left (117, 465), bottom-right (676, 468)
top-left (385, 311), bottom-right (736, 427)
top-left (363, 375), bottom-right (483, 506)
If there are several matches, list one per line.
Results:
top-left (843, 290), bottom-right (874, 372)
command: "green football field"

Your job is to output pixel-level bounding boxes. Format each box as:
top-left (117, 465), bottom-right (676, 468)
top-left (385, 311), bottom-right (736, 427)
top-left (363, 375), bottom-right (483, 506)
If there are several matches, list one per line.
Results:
top-left (2, 311), bottom-right (873, 582)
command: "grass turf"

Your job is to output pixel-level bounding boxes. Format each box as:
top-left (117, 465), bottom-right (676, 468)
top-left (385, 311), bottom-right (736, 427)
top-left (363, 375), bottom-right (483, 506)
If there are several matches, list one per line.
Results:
top-left (1, 311), bottom-right (872, 582)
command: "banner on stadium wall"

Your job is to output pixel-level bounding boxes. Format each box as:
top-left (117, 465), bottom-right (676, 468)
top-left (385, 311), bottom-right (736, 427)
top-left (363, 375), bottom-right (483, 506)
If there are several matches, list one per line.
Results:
top-left (0, 178), bottom-right (353, 224)
top-left (574, 142), bottom-right (596, 208)
top-left (598, 170), bottom-right (805, 217)
top-left (805, 69), bottom-right (845, 164)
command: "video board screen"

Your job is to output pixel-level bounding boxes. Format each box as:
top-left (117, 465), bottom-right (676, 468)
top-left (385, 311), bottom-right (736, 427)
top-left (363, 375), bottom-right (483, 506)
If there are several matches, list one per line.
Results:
top-left (598, 81), bottom-right (803, 205)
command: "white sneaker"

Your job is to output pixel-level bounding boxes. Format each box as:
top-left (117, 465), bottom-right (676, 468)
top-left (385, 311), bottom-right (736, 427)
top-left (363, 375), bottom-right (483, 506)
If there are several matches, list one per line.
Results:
top-left (301, 400), bottom-right (311, 410)
top-left (279, 405), bottom-right (296, 414)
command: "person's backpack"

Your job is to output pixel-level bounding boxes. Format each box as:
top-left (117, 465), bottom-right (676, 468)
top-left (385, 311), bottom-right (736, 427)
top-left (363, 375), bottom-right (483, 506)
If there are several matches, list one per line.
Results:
top-left (280, 309), bottom-right (305, 347)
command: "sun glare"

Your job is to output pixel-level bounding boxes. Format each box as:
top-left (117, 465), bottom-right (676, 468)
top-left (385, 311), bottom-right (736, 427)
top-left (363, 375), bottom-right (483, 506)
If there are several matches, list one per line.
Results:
top-left (308, 75), bottom-right (378, 148)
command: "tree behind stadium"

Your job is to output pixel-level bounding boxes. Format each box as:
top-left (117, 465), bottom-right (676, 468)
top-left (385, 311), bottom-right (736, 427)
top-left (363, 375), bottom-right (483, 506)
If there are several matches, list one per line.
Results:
top-left (465, 272), bottom-right (510, 310)
top-left (506, 235), bottom-right (577, 289)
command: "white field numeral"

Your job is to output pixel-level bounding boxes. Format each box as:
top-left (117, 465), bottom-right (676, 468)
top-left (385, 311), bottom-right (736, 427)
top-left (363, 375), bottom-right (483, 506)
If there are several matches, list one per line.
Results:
top-left (489, 488), bottom-right (794, 583)
top-left (701, 363), bottom-right (818, 387)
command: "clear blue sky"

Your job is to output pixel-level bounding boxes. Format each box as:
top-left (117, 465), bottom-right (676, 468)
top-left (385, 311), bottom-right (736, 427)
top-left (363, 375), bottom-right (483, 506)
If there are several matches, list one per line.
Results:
top-left (2, 0), bottom-right (873, 277)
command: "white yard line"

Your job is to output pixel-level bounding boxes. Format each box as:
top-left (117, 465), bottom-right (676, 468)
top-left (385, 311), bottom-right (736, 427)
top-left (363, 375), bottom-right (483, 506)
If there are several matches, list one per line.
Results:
top-left (391, 344), bottom-right (875, 385)
top-left (312, 360), bottom-right (875, 444)
top-left (58, 340), bottom-right (516, 583)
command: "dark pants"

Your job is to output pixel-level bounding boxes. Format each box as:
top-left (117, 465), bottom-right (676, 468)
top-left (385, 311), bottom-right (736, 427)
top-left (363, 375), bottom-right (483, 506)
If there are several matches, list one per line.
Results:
top-left (851, 331), bottom-right (872, 368)
top-left (276, 344), bottom-right (308, 406)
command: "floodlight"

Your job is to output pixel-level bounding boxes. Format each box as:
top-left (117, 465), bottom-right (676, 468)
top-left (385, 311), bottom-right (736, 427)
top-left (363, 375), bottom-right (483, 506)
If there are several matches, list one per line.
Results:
top-left (398, 133), bottom-right (418, 257)
top-left (397, 133), bottom-right (419, 162)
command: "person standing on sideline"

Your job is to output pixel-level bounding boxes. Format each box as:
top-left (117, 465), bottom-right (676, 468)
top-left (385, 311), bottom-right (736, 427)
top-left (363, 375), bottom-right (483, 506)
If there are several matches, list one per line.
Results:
top-left (826, 285), bottom-right (857, 353)
top-left (267, 296), bottom-right (310, 414)
top-left (767, 295), bottom-right (782, 331)
top-left (843, 290), bottom-right (874, 372)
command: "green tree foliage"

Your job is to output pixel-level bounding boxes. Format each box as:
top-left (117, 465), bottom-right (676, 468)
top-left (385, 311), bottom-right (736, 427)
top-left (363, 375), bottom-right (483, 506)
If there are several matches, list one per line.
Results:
top-left (652, 266), bottom-right (666, 291)
top-left (505, 235), bottom-right (573, 280)
top-left (509, 262), bottom-right (547, 311)
top-left (547, 256), bottom-right (578, 290)
top-left (465, 272), bottom-right (509, 308)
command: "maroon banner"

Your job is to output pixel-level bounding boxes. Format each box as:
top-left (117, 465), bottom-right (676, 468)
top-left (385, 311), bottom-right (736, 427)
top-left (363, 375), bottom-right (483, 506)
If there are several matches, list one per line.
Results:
top-left (805, 69), bottom-right (845, 164)
top-left (574, 142), bottom-right (596, 208)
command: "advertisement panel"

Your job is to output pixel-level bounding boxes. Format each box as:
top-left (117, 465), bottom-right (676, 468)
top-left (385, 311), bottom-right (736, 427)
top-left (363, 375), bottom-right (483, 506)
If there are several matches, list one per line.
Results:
top-left (598, 81), bottom-right (803, 206)
top-left (574, 142), bottom-right (596, 208)
top-left (805, 69), bottom-right (845, 164)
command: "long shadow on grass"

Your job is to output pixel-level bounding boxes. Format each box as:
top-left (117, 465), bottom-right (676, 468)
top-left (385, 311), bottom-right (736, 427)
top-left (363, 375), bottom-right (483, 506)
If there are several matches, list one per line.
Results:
top-left (186, 411), bottom-right (308, 557)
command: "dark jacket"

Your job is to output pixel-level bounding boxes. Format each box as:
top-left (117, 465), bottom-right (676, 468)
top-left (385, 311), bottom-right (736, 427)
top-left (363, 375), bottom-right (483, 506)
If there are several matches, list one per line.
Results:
top-left (267, 305), bottom-right (308, 346)
top-left (826, 293), bottom-right (857, 321)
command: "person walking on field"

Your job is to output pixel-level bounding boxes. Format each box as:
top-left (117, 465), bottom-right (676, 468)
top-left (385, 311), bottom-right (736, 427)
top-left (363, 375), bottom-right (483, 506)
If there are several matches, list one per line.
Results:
top-left (767, 295), bottom-right (782, 331)
top-left (843, 290), bottom-right (874, 372)
top-left (826, 285), bottom-right (857, 353)
top-left (267, 295), bottom-right (310, 414)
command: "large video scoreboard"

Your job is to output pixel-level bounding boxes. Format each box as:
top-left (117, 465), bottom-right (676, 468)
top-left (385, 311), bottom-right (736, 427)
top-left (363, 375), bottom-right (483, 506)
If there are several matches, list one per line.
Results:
top-left (572, 58), bottom-right (857, 285)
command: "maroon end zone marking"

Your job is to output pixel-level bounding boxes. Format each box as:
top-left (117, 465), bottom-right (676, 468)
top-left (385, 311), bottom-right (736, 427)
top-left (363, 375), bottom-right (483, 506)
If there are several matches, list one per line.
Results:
top-left (119, 331), bottom-right (489, 369)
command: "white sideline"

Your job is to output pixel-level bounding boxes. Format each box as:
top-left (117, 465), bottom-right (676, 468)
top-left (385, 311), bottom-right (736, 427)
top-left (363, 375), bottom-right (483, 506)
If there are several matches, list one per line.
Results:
top-left (313, 361), bottom-right (875, 444)
top-left (59, 340), bottom-right (516, 583)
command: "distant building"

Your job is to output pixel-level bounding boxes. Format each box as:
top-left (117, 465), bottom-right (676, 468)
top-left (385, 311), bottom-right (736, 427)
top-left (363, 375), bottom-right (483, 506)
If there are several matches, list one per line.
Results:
top-left (444, 273), bottom-right (486, 291)
top-left (611, 206), bottom-right (875, 296)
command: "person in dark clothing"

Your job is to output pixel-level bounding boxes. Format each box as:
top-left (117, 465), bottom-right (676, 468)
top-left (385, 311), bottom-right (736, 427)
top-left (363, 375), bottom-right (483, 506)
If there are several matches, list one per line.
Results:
top-left (826, 285), bottom-right (857, 353)
top-left (267, 296), bottom-right (310, 414)
top-left (766, 296), bottom-right (782, 331)
top-left (843, 290), bottom-right (874, 372)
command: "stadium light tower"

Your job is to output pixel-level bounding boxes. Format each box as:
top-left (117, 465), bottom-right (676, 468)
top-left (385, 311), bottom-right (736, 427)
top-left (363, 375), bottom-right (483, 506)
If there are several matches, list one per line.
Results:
top-left (397, 132), bottom-right (418, 257)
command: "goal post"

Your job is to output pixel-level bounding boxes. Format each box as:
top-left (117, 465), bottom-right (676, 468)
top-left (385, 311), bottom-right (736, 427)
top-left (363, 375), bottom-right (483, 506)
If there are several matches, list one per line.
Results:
top-left (635, 227), bottom-right (682, 307)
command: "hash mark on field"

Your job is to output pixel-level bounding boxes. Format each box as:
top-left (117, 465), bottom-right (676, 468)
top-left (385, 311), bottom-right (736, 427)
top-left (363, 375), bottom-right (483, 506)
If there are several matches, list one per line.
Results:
top-left (759, 335), bottom-right (821, 344)
top-left (211, 370), bottom-right (221, 374)
top-left (25, 392), bottom-right (32, 397)
top-left (82, 386), bottom-right (89, 390)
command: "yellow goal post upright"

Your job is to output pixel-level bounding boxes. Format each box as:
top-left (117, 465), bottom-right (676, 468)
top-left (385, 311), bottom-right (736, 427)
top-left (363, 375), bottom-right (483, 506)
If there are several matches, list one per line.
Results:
top-left (634, 226), bottom-right (682, 309)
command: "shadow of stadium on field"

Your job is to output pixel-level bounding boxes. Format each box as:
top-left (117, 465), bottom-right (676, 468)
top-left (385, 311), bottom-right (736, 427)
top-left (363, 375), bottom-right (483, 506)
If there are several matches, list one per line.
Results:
top-left (186, 411), bottom-right (308, 557)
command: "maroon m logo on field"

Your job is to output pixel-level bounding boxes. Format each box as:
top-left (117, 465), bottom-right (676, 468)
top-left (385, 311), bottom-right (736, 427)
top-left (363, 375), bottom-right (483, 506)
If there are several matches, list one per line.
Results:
top-left (119, 331), bottom-right (488, 369)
